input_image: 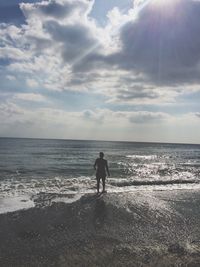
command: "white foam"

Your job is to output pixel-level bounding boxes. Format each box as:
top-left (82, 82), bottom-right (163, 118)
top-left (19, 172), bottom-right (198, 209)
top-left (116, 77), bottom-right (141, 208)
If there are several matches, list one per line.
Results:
top-left (0, 195), bottom-right (34, 214)
top-left (0, 174), bottom-right (200, 214)
top-left (0, 176), bottom-right (97, 198)
top-left (0, 174), bottom-right (199, 198)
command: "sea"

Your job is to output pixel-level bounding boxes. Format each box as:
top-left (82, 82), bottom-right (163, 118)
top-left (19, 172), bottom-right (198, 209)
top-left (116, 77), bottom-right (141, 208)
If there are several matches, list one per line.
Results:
top-left (0, 138), bottom-right (200, 212)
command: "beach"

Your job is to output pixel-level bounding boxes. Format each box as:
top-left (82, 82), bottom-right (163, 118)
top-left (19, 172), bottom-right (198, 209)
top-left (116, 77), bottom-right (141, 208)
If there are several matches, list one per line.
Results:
top-left (0, 138), bottom-right (200, 266)
top-left (1, 189), bottom-right (200, 267)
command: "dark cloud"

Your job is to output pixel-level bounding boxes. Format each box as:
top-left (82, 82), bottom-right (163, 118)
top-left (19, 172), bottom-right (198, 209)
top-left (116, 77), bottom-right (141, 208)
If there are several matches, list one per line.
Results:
top-left (26, 35), bottom-right (53, 51)
top-left (195, 113), bottom-right (200, 118)
top-left (44, 20), bottom-right (99, 62)
top-left (21, 0), bottom-right (92, 20)
top-left (116, 87), bottom-right (159, 101)
top-left (83, 109), bottom-right (104, 122)
top-left (67, 72), bottom-right (101, 86)
top-left (107, 0), bottom-right (200, 85)
top-left (36, 1), bottom-right (76, 19)
top-left (62, 0), bottom-right (200, 87)
top-left (129, 112), bottom-right (169, 124)
top-left (72, 52), bottom-right (107, 73)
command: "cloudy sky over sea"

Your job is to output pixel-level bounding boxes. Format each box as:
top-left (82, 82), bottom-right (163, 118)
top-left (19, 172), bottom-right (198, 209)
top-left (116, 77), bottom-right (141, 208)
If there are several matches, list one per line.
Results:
top-left (0, 0), bottom-right (200, 143)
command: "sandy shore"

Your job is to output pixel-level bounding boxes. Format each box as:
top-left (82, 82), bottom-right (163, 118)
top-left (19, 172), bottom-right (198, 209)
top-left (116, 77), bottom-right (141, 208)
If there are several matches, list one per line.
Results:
top-left (1, 189), bottom-right (200, 266)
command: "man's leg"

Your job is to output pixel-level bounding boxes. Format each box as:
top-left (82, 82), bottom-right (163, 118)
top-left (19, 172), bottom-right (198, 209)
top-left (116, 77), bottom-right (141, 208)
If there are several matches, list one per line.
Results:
top-left (97, 177), bottom-right (100, 193)
top-left (102, 177), bottom-right (106, 192)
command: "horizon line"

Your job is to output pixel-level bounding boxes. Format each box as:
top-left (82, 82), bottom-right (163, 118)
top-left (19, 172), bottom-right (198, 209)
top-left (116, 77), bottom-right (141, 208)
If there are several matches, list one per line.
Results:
top-left (0, 136), bottom-right (199, 146)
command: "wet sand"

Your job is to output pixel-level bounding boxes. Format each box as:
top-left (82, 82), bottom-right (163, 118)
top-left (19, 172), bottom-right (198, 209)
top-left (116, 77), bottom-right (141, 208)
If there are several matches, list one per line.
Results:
top-left (0, 189), bottom-right (200, 266)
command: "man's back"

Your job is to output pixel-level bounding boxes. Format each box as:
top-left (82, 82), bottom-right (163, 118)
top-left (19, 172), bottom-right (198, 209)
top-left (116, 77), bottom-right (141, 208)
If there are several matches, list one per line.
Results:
top-left (95, 158), bottom-right (107, 173)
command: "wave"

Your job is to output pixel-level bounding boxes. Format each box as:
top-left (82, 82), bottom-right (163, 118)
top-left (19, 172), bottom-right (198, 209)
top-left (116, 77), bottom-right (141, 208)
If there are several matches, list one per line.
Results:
top-left (0, 176), bottom-right (96, 197)
top-left (1, 175), bottom-right (200, 199)
top-left (108, 178), bottom-right (199, 187)
top-left (126, 155), bottom-right (157, 160)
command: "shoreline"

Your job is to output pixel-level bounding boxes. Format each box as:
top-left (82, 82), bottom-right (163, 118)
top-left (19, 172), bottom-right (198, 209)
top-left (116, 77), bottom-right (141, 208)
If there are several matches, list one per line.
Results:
top-left (0, 189), bottom-right (200, 266)
top-left (1, 186), bottom-right (200, 215)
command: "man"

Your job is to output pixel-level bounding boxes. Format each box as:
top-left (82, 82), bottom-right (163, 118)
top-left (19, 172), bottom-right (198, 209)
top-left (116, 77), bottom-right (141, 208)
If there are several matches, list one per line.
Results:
top-left (94, 152), bottom-right (110, 193)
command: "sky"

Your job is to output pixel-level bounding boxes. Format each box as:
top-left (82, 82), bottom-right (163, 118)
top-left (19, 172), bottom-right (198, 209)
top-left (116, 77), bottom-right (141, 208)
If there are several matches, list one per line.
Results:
top-left (0, 0), bottom-right (200, 144)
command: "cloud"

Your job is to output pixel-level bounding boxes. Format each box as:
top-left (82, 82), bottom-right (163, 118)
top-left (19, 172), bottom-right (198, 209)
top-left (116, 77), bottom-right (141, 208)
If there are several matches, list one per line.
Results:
top-left (111, 85), bottom-right (159, 100)
top-left (129, 111), bottom-right (170, 124)
top-left (1, 0), bottom-right (107, 92)
top-left (6, 75), bottom-right (16, 81)
top-left (44, 20), bottom-right (100, 64)
top-left (82, 109), bottom-right (172, 124)
top-left (0, 47), bottom-right (30, 61)
top-left (26, 78), bottom-right (39, 88)
top-left (0, 102), bottom-right (24, 118)
top-left (28, 1), bottom-right (75, 19)
top-left (0, 100), bottom-right (171, 127)
top-left (83, 109), bottom-right (104, 122)
top-left (1, 0), bottom-right (200, 110)
top-left (108, 0), bottom-right (200, 85)
top-left (14, 93), bottom-right (47, 102)
top-left (0, 99), bottom-right (199, 142)
top-left (195, 113), bottom-right (200, 118)
top-left (20, 0), bottom-right (94, 21)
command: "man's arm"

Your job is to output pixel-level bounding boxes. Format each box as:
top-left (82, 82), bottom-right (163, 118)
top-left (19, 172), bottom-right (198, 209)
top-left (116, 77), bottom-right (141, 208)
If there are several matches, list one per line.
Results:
top-left (105, 160), bottom-right (110, 176)
top-left (94, 159), bottom-right (97, 170)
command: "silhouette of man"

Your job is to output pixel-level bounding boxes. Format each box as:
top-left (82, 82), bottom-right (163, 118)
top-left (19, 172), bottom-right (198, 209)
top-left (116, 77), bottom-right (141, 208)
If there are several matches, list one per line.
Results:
top-left (94, 152), bottom-right (110, 193)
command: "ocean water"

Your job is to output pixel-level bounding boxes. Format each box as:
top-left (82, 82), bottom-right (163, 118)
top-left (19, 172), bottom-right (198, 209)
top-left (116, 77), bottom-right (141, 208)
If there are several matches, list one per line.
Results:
top-left (0, 138), bottom-right (200, 201)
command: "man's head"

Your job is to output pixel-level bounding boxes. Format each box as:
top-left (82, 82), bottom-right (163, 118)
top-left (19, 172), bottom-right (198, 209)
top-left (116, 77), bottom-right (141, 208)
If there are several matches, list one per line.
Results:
top-left (99, 152), bottom-right (104, 159)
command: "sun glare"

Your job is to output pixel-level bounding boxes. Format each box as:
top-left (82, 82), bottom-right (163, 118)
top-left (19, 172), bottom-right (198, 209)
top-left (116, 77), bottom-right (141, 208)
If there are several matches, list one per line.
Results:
top-left (151, 0), bottom-right (180, 10)
top-left (153, 0), bottom-right (164, 4)
top-left (134, 0), bottom-right (177, 9)
top-left (152, 0), bottom-right (171, 6)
